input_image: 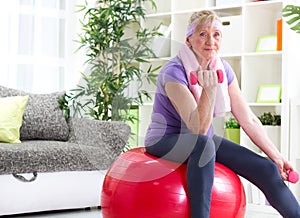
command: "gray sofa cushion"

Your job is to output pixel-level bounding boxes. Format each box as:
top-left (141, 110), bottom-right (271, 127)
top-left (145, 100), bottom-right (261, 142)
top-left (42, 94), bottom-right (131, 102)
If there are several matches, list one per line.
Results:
top-left (0, 118), bottom-right (131, 174)
top-left (0, 85), bottom-right (69, 141)
top-left (0, 141), bottom-right (107, 174)
top-left (68, 118), bottom-right (131, 169)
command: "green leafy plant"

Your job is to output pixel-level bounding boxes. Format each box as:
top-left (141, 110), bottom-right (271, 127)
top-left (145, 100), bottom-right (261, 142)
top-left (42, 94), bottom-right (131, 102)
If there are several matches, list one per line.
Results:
top-left (58, 95), bottom-right (70, 120)
top-left (282, 4), bottom-right (300, 34)
top-left (62, 0), bottom-right (162, 123)
top-left (225, 117), bottom-right (240, 129)
top-left (257, 112), bottom-right (281, 126)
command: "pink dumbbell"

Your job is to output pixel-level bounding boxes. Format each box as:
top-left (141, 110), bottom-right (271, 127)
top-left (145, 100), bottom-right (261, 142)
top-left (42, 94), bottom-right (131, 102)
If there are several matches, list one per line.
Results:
top-left (190, 69), bottom-right (224, 85)
top-left (288, 170), bottom-right (299, 183)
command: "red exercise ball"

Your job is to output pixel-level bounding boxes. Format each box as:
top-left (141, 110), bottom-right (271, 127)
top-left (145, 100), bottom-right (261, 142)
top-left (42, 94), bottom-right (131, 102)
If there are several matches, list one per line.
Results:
top-left (101, 147), bottom-right (246, 218)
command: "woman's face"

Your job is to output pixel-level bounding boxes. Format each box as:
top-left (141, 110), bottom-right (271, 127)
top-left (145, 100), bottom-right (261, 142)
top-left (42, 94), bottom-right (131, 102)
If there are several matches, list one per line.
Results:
top-left (187, 22), bottom-right (222, 65)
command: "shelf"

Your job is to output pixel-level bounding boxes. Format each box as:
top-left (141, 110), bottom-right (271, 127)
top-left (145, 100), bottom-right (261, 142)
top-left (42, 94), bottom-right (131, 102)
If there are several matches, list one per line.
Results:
top-left (145, 12), bottom-right (172, 18)
top-left (248, 103), bottom-right (282, 107)
top-left (220, 53), bottom-right (243, 59)
top-left (243, 51), bottom-right (282, 57)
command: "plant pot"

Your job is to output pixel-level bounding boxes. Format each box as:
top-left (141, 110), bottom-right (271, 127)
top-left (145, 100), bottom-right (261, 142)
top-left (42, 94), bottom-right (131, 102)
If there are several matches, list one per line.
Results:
top-left (225, 128), bottom-right (240, 144)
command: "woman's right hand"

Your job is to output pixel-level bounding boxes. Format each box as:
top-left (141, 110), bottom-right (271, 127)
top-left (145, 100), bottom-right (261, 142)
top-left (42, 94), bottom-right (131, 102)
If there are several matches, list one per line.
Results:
top-left (197, 69), bottom-right (218, 89)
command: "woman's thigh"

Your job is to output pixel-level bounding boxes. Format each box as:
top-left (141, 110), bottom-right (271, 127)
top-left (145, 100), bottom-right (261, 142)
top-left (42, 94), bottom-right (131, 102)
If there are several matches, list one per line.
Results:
top-left (145, 133), bottom-right (213, 164)
top-left (214, 135), bottom-right (278, 181)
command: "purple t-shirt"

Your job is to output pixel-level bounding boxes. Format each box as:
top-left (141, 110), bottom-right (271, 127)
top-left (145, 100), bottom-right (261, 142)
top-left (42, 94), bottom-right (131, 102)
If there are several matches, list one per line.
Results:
top-left (144, 56), bottom-right (235, 146)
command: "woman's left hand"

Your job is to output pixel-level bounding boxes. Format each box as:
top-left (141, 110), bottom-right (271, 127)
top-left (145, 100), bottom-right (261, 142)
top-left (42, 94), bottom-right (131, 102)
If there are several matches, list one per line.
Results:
top-left (273, 157), bottom-right (294, 181)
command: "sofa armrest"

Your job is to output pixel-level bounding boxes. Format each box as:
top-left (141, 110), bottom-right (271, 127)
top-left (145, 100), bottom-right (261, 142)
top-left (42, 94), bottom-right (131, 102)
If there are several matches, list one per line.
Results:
top-left (68, 117), bottom-right (130, 147)
top-left (68, 118), bottom-right (130, 168)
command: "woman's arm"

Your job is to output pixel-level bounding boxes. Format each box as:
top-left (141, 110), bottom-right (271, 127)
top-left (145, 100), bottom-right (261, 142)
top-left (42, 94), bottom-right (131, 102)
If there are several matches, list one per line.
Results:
top-left (229, 78), bottom-right (293, 179)
top-left (165, 70), bottom-right (217, 135)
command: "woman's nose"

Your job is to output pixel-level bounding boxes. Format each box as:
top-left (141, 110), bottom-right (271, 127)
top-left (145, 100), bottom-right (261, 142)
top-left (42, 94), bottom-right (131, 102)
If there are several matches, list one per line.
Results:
top-left (205, 34), bottom-right (214, 45)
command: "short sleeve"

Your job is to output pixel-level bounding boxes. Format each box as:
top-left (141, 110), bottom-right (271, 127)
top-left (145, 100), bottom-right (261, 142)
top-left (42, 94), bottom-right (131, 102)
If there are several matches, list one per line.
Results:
top-left (221, 59), bottom-right (235, 85)
top-left (160, 57), bottom-right (188, 86)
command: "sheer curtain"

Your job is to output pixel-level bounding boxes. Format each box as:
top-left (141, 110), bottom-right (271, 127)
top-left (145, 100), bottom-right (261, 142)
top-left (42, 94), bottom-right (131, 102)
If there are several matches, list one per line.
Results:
top-left (0, 0), bottom-right (84, 93)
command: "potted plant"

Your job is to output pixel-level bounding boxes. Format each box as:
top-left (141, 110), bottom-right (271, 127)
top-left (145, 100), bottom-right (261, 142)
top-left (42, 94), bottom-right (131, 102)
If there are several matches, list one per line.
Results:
top-left (59, 0), bottom-right (162, 149)
top-left (225, 117), bottom-right (240, 144)
top-left (257, 112), bottom-right (281, 150)
top-left (257, 112), bottom-right (281, 126)
top-left (61, 0), bottom-right (161, 123)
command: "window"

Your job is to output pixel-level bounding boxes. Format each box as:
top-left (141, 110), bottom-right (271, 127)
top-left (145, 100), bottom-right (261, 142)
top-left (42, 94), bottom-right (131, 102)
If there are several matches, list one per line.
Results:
top-left (0, 0), bottom-right (83, 93)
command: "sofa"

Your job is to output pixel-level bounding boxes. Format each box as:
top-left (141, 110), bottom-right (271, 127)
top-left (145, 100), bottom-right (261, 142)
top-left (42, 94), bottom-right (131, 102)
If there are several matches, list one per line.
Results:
top-left (0, 85), bottom-right (131, 216)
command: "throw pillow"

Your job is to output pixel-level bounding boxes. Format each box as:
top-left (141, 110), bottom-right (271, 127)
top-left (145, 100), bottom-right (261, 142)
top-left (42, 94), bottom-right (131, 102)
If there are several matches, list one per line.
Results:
top-left (0, 95), bottom-right (29, 143)
top-left (0, 85), bottom-right (69, 141)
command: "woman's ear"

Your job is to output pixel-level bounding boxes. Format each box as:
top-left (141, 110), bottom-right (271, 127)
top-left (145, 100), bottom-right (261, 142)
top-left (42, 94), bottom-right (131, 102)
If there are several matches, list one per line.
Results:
top-left (186, 38), bottom-right (192, 47)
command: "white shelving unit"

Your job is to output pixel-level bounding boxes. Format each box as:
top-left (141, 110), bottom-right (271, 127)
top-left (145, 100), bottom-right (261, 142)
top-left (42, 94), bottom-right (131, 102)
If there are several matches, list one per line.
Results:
top-left (139, 0), bottom-right (300, 214)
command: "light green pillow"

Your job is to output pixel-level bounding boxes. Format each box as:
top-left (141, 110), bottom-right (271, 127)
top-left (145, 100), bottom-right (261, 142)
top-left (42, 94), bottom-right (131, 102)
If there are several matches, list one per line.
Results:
top-left (0, 96), bottom-right (29, 143)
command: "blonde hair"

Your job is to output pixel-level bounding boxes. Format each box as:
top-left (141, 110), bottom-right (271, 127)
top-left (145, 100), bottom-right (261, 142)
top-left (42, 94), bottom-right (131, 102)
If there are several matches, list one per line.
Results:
top-left (186, 10), bottom-right (222, 38)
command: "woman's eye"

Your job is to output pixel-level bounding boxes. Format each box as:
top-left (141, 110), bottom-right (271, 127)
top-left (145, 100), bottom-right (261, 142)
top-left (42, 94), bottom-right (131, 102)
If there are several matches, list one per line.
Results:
top-left (214, 32), bottom-right (221, 38)
top-left (199, 32), bottom-right (207, 38)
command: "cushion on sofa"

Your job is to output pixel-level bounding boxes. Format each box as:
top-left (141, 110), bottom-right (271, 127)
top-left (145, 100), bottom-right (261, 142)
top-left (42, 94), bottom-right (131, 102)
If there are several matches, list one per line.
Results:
top-left (0, 140), bottom-right (109, 174)
top-left (68, 118), bottom-right (131, 169)
top-left (0, 85), bottom-right (69, 141)
top-left (0, 96), bottom-right (29, 143)
top-left (0, 118), bottom-right (130, 175)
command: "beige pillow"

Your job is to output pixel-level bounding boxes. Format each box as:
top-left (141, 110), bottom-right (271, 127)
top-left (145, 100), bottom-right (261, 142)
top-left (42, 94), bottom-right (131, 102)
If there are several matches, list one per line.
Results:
top-left (0, 96), bottom-right (29, 143)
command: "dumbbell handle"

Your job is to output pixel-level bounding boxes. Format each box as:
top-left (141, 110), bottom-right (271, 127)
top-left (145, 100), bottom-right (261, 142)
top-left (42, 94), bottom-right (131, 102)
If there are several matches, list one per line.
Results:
top-left (288, 170), bottom-right (299, 183)
top-left (190, 69), bottom-right (224, 85)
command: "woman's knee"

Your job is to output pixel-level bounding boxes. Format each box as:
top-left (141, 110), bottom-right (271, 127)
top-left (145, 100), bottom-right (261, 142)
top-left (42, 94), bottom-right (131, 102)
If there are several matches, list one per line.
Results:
top-left (191, 136), bottom-right (216, 167)
top-left (191, 136), bottom-right (215, 153)
top-left (262, 159), bottom-right (280, 178)
top-left (251, 159), bottom-right (281, 186)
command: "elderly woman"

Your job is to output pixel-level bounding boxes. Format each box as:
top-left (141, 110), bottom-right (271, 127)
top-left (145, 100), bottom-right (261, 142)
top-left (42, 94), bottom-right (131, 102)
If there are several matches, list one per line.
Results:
top-left (144, 10), bottom-right (300, 218)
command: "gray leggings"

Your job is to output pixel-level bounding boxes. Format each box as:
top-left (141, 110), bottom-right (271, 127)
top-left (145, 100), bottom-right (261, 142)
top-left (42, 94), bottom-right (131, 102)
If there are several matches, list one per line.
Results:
top-left (145, 134), bottom-right (300, 218)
